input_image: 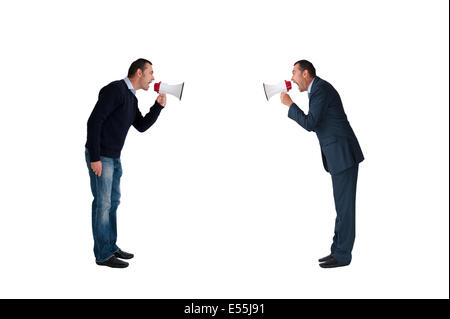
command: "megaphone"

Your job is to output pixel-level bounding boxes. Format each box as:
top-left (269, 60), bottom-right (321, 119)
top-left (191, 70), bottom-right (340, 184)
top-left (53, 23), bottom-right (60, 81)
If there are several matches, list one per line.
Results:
top-left (263, 80), bottom-right (292, 101)
top-left (154, 81), bottom-right (185, 100)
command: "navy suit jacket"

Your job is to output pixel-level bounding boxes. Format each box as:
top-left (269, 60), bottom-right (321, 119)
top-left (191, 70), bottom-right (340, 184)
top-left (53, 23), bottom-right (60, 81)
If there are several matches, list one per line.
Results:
top-left (288, 77), bottom-right (364, 175)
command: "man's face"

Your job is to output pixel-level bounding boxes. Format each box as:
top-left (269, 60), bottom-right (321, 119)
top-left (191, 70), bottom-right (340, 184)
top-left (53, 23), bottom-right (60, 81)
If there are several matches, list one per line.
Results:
top-left (138, 63), bottom-right (154, 90)
top-left (291, 64), bottom-right (308, 92)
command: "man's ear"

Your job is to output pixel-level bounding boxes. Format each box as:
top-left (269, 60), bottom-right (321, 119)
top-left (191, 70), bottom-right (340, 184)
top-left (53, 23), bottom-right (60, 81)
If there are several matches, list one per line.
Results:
top-left (136, 68), bottom-right (143, 77)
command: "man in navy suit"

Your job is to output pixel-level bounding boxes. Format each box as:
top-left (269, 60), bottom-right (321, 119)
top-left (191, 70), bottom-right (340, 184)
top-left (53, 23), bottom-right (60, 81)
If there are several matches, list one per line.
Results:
top-left (281, 60), bottom-right (364, 268)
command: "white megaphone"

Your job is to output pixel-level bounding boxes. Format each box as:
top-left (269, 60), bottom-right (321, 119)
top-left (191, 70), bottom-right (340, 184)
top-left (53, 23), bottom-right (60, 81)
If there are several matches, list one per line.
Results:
top-left (154, 81), bottom-right (185, 100)
top-left (263, 80), bottom-right (292, 101)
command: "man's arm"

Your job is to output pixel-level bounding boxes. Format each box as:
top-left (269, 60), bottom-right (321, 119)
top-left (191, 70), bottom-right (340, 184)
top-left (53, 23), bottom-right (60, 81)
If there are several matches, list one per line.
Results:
top-left (285, 88), bottom-right (329, 132)
top-left (133, 94), bottom-right (166, 132)
top-left (86, 84), bottom-right (119, 162)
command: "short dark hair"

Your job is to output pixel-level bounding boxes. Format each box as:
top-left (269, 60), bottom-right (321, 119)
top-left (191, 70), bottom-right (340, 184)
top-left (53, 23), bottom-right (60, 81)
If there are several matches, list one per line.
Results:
top-left (294, 60), bottom-right (316, 77)
top-left (128, 58), bottom-right (152, 77)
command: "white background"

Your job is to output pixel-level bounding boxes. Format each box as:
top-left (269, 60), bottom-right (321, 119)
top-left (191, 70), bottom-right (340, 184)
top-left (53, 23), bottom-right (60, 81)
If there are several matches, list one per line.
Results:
top-left (0, 0), bottom-right (448, 299)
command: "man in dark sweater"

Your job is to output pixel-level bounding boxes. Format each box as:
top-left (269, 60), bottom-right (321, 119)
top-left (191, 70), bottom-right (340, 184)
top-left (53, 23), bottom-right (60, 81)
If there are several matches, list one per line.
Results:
top-left (281, 60), bottom-right (364, 268)
top-left (85, 58), bottom-right (166, 268)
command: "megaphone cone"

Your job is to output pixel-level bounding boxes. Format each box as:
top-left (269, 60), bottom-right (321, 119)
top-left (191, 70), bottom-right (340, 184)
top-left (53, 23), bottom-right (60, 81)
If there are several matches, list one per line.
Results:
top-left (154, 81), bottom-right (185, 100)
top-left (263, 80), bottom-right (292, 101)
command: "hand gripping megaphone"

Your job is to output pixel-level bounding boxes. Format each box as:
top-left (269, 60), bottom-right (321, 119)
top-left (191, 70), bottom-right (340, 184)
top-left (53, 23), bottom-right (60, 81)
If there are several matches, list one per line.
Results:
top-left (263, 80), bottom-right (292, 101)
top-left (154, 81), bottom-right (185, 100)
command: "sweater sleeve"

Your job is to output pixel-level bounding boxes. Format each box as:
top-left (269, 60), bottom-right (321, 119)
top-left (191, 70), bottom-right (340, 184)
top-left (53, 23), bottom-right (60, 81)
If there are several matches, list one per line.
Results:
top-left (86, 84), bottom-right (120, 162)
top-left (132, 101), bottom-right (164, 133)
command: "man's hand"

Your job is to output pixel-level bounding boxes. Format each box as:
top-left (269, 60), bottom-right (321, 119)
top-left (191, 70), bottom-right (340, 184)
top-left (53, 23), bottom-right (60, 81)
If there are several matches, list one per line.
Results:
top-left (157, 94), bottom-right (166, 107)
top-left (280, 93), bottom-right (293, 107)
top-left (91, 161), bottom-right (102, 177)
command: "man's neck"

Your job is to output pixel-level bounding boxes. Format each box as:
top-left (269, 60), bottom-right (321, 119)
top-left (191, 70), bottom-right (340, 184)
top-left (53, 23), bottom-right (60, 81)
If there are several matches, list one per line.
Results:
top-left (306, 77), bottom-right (316, 92)
top-left (128, 77), bottom-right (139, 91)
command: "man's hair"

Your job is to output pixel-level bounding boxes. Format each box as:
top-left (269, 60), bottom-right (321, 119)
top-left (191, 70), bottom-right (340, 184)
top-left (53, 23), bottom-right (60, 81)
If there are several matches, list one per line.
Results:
top-left (294, 59), bottom-right (316, 77)
top-left (128, 58), bottom-right (152, 77)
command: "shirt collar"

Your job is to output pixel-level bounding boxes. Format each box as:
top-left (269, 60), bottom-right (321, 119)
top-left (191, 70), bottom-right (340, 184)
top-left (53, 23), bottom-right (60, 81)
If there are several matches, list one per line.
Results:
top-left (307, 77), bottom-right (315, 95)
top-left (123, 77), bottom-right (136, 95)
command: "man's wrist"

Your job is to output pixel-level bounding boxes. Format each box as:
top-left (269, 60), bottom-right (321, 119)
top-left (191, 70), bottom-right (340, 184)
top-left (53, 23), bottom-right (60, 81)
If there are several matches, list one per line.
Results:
top-left (155, 101), bottom-right (165, 108)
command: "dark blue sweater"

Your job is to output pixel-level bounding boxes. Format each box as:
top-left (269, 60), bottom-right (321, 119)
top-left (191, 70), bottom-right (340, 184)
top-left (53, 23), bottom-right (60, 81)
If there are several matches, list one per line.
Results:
top-left (86, 79), bottom-right (164, 162)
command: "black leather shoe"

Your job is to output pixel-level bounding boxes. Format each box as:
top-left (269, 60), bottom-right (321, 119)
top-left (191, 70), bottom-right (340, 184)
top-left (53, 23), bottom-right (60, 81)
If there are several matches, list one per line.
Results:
top-left (114, 249), bottom-right (134, 260)
top-left (96, 256), bottom-right (129, 268)
top-left (319, 257), bottom-right (350, 268)
top-left (318, 254), bottom-right (334, 263)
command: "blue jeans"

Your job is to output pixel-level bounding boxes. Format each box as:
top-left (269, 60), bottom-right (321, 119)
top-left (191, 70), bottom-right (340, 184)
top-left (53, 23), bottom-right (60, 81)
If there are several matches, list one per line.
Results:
top-left (85, 148), bottom-right (122, 262)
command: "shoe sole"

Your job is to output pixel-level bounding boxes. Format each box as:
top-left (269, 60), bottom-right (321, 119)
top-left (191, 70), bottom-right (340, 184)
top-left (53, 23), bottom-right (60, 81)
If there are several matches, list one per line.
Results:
top-left (96, 262), bottom-right (129, 268)
top-left (319, 263), bottom-right (350, 268)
